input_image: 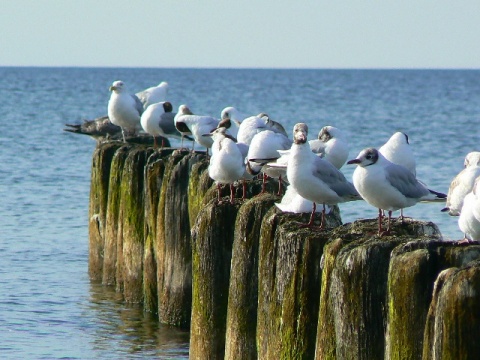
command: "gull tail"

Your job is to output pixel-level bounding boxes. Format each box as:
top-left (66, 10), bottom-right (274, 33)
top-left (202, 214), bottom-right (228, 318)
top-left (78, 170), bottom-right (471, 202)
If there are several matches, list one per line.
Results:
top-left (420, 189), bottom-right (447, 203)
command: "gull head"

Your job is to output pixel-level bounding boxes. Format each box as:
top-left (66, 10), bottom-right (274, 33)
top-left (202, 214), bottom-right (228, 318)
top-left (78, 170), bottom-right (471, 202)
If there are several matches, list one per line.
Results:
top-left (387, 131), bottom-right (410, 146)
top-left (318, 125), bottom-right (342, 142)
top-left (178, 104), bottom-right (194, 115)
top-left (109, 80), bottom-right (126, 93)
top-left (221, 106), bottom-right (237, 121)
top-left (464, 151), bottom-right (480, 168)
top-left (162, 101), bottom-right (173, 113)
top-left (205, 127), bottom-right (236, 142)
top-left (347, 148), bottom-right (379, 167)
top-left (293, 123), bottom-right (308, 144)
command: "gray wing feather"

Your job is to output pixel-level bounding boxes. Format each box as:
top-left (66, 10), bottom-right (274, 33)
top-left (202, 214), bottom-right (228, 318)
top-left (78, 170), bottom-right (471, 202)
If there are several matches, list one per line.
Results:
top-left (158, 112), bottom-right (178, 135)
top-left (385, 163), bottom-right (430, 198)
top-left (312, 157), bottom-right (359, 198)
top-left (131, 94), bottom-right (144, 115)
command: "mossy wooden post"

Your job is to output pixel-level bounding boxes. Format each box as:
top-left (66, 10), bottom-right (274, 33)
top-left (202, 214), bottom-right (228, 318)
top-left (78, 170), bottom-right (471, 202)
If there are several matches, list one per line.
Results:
top-left (88, 142), bottom-right (122, 281)
top-left (188, 159), bottom-right (212, 229)
top-left (142, 149), bottom-right (175, 313)
top-left (100, 144), bottom-right (130, 286)
top-left (423, 259), bottom-right (480, 359)
top-left (386, 241), bottom-right (480, 360)
top-left (224, 193), bottom-right (278, 360)
top-left (257, 208), bottom-right (342, 360)
top-left (190, 199), bottom-right (241, 359)
top-left (118, 146), bottom-right (153, 303)
top-left (316, 218), bottom-right (441, 360)
top-left (156, 151), bottom-right (205, 327)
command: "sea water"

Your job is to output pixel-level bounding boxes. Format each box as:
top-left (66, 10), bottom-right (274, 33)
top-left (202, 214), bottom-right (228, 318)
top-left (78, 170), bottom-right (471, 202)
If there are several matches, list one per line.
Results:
top-left (0, 67), bottom-right (479, 358)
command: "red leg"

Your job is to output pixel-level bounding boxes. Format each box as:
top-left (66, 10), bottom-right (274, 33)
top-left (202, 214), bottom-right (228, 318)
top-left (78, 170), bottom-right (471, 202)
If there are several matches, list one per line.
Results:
top-left (230, 183), bottom-right (235, 204)
top-left (242, 179), bottom-right (246, 200)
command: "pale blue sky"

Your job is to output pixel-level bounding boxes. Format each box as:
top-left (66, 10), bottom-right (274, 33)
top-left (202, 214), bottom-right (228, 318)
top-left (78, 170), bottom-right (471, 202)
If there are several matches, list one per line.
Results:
top-left (1, 0), bottom-right (479, 68)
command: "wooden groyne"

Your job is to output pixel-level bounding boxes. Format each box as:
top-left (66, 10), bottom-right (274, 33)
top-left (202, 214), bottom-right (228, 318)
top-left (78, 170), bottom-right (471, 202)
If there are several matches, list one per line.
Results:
top-left (88, 141), bottom-right (480, 359)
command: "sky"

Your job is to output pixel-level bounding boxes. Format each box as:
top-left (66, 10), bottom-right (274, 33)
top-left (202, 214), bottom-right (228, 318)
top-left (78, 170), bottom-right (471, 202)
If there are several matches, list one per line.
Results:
top-left (1, 0), bottom-right (479, 69)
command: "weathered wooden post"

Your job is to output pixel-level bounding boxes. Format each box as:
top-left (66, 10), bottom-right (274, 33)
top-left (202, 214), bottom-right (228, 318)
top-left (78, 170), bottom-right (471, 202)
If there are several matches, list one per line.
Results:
top-left (386, 241), bottom-right (480, 360)
top-left (190, 199), bottom-right (241, 359)
top-left (101, 145), bottom-right (131, 288)
top-left (118, 146), bottom-right (153, 303)
top-left (142, 148), bottom-right (175, 313)
top-left (315, 218), bottom-right (441, 360)
top-left (224, 193), bottom-right (279, 360)
top-left (422, 256), bottom-right (480, 359)
top-left (156, 151), bottom-right (205, 327)
top-left (257, 207), bottom-right (342, 360)
top-left (88, 142), bottom-right (122, 281)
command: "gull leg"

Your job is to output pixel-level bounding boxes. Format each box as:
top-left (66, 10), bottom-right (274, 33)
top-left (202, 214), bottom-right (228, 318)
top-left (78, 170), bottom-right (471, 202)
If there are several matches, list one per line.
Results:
top-left (217, 183), bottom-right (222, 202)
top-left (320, 203), bottom-right (326, 229)
top-left (261, 173), bottom-right (268, 194)
top-left (154, 136), bottom-right (158, 149)
top-left (276, 175), bottom-right (283, 196)
top-left (242, 179), bottom-right (246, 200)
top-left (377, 208), bottom-right (383, 235)
top-left (121, 128), bottom-right (126, 143)
top-left (230, 183), bottom-right (235, 204)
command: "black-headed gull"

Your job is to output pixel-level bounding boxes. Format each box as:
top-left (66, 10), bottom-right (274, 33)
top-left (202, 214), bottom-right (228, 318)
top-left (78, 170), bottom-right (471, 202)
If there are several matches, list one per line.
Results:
top-left (309, 125), bottom-right (350, 169)
top-left (174, 104), bottom-right (220, 153)
top-left (458, 176), bottom-right (480, 242)
top-left (107, 80), bottom-right (144, 142)
top-left (347, 147), bottom-right (447, 235)
top-left (442, 151), bottom-right (480, 216)
top-left (205, 127), bottom-right (245, 203)
top-left (135, 81), bottom-right (169, 110)
top-left (286, 123), bottom-right (360, 228)
top-left (140, 101), bottom-right (178, 148)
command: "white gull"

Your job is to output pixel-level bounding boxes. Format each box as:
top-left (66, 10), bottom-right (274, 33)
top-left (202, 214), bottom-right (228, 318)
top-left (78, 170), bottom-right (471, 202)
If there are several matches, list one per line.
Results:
top-left (174, 104), bottom-right (220, 153)
top-left (136, 81), bottom-right (169, 110)
top-left (309, 125), bottom-right (350, 169)
top-left (347, 147), bottom-right (447, 235)
top-left (140, 101), bottom-right (178, 148)
top-left (458, 176), bottom-right (480, 241)
top-left (442, 151), bottom-right (480, 216)
top-left (206, 127), bottom-right (245, 203)
top-left (287, 123), bottom-right (360, 228)
top-left (107, 80), bottom-right (144, 142)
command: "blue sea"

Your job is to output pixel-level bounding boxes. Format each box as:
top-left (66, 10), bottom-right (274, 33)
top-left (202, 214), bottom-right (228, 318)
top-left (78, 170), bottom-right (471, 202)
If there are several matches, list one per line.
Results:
top-left (0, 67), bottom-right (479, 359)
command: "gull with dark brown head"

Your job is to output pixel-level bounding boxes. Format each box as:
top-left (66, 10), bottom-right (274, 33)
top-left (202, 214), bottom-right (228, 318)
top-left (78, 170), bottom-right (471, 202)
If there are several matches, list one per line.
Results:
top-left (347, 147), bottom-right (446, 235)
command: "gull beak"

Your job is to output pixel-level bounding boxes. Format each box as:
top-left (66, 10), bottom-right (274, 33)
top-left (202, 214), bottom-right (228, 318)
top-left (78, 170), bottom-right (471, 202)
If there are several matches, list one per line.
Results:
top-left (109, 86), bottom-right (117, 91)
top-left (203, 133), bottom-right (213, 137)
top-left (347, 159), bottom-right (361, 165)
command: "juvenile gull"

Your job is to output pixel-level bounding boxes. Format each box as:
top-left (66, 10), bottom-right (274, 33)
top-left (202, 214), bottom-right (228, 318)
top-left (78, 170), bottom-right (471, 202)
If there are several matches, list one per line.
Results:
top-left (442, 151), bottom-right (480, 216)
top-left (347, 147), bottom-right (447, 235)
top-left (140, 101), bottom-right (178, 148)
top-left (64, 116), bottom-right (121, 141)
top-left (107, 80), bottom-right (144, 142)
top-left (458, 176), bottom-right (480, 241)
top-left (286, 123), bottom-right (360, 228)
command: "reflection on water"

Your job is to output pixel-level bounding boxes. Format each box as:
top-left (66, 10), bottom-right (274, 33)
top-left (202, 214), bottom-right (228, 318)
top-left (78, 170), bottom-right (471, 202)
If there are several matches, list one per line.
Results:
top-left (86, 282), bottom-right (190, 359)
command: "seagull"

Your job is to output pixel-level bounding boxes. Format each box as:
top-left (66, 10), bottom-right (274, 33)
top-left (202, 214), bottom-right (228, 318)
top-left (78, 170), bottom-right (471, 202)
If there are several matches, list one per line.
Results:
top-left (246, 130), bottom-right (292, 194)
top-left (135, 81), bottom-right (169, 110)
top-left (219, 106), bottom-right (245, 138)
top-left (309, 125), bottom-right (350, 169)
top-left (205, 127), bottom-right (245, 203)
top-left (174, 105), bottom-right (220, 153)
top-left (107, 80), bottom-right (144, 142)
top-left (286, 123), bottom-right (360, 228)
top-left (347, 147), bottom-right (447, 235)
top-left (140, 101), bottom-right (180, 148)
top-left (442, 151), bottom-right (480, 216)
top-left (458, 176), bottom-right (480, 242)
top-left (378, 132), bottom-right (416, 175)
top-left (64, 115), bottom-right (122, 142)
top-left (236, 113), bottom-right (287, 146)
